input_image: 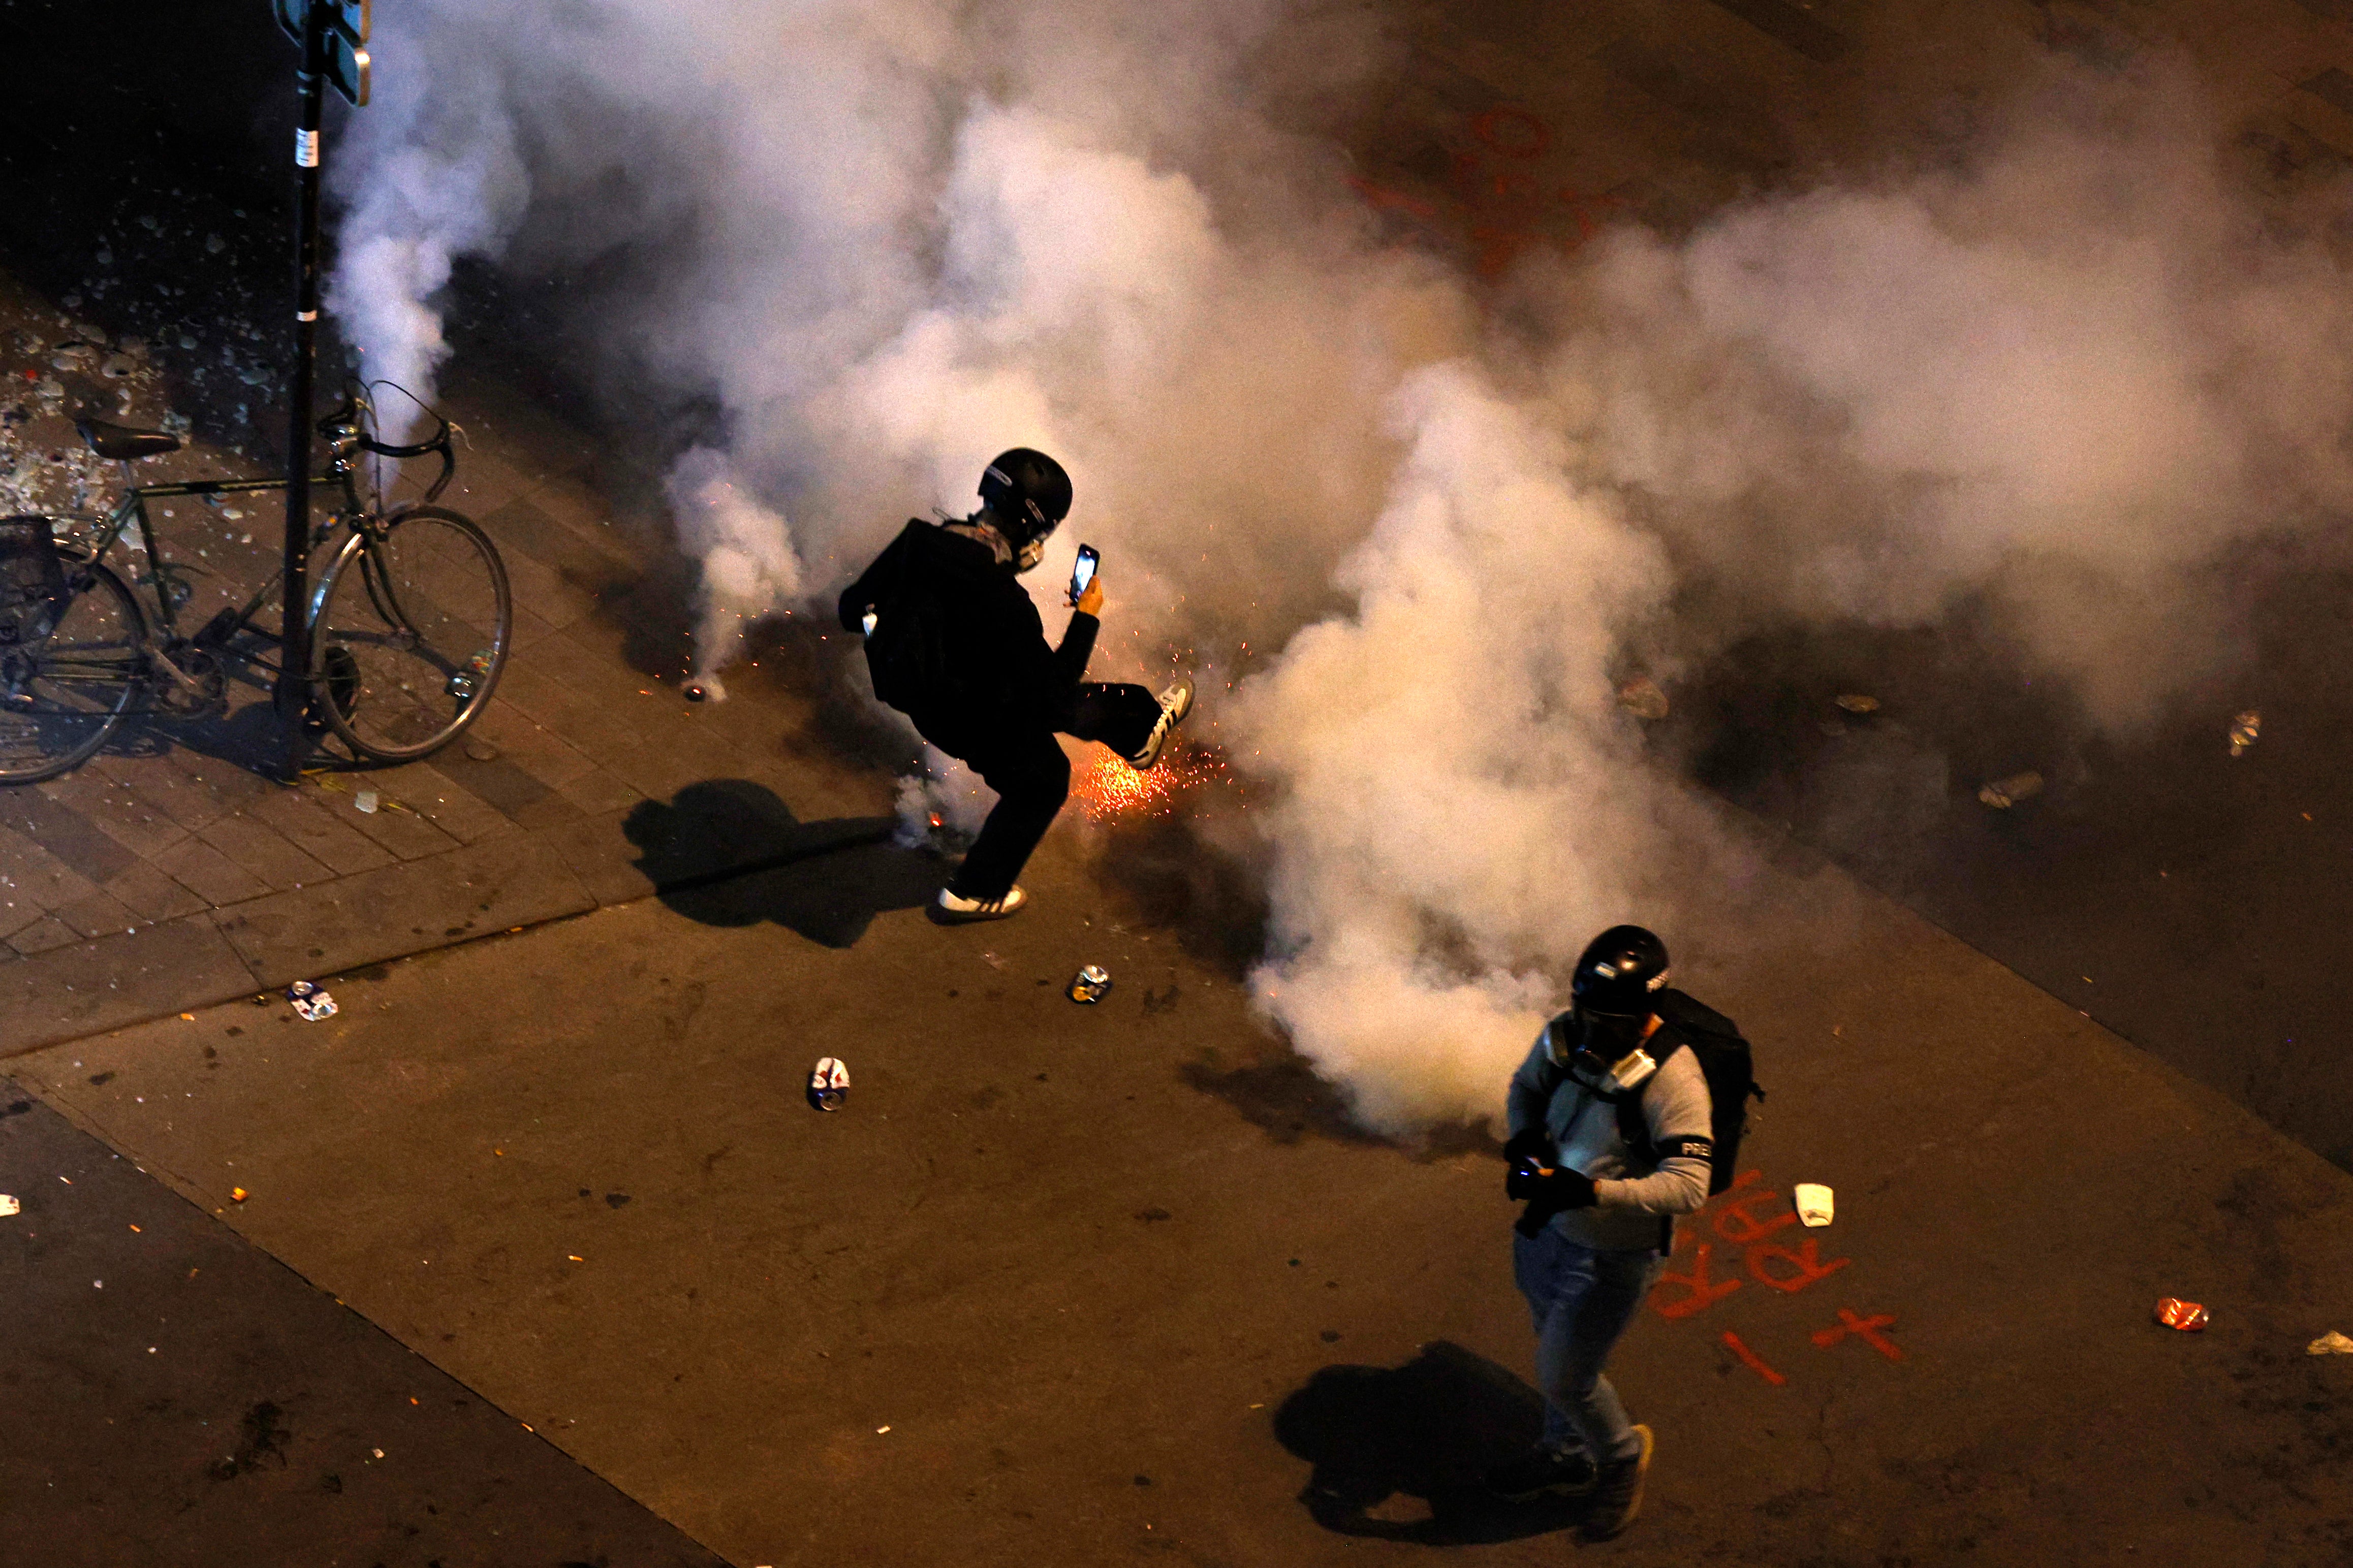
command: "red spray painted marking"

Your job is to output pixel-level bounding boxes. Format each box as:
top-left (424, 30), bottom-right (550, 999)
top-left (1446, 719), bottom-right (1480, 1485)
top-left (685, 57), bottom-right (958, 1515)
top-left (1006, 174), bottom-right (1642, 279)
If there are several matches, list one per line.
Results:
top-left (1721, 1330), bottom-right (1786, 1385)
top-left (1812, 1308), bottom-right (1904, 1361)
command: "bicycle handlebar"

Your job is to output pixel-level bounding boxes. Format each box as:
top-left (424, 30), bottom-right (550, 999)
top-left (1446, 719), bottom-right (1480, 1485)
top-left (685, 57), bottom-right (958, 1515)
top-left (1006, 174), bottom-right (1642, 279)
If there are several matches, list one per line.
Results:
top-left (318, 392), bottom-right (458, 503)
top-left (357, 428), bottom-right (446, 460)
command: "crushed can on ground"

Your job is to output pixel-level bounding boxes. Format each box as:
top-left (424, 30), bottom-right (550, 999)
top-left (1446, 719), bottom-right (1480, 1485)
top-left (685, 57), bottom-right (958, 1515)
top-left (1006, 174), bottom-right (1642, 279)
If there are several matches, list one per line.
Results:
top-left (2229, 711), bottom-right (2261, 756)
top-left (808, 1057), bottom-right (850, 1112)
top-left (2307, 1330), bottom-right (2353, 1356)
top-left (1068, 965), bottom-right (1113, 1004)
top-left (1978, 771), bottom-right (2045, 809)
top-left (286, 980), bottom-right (337, 1021)
top-left (2155, 1297), bottom-right (2210, 1331)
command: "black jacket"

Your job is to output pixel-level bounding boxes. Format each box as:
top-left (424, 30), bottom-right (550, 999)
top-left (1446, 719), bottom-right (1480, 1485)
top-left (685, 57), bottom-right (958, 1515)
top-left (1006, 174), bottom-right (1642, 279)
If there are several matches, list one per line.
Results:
top-left (837, 520), bottom-right (1096, 726)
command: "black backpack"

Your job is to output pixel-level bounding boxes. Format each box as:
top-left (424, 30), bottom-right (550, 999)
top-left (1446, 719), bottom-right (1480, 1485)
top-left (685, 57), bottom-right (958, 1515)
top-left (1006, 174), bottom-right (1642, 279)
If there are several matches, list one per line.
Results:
top-left (1541, 987), bottom-right (1762, 1196)
top-left (861, 571), bottom-right (957, 714)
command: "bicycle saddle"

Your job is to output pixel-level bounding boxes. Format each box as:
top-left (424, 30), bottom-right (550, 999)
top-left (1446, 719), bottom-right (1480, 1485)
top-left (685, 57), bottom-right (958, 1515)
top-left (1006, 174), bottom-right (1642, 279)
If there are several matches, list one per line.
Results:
top-left (75, 419), bottom-right (182, 461)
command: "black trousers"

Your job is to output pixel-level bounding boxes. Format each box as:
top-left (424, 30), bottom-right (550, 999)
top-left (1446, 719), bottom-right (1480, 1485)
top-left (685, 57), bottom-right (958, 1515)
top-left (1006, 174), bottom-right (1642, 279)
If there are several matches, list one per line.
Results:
top-left (918, 682), bottom-right (1163, 900)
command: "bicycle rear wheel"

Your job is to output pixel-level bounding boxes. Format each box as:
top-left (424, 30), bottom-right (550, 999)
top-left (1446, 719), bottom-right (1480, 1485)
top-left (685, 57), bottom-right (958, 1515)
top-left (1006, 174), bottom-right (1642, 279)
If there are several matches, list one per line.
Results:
top-left (0, 558), bottom-right (145, 784)
top-left (310, 504), bottom-right (512, 763)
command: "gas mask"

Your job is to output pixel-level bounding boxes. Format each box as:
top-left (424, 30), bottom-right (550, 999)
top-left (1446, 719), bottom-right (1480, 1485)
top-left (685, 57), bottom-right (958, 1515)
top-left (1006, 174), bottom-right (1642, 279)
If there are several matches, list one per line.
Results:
top-left (1553, 1008), bottom-right (1661, 1093)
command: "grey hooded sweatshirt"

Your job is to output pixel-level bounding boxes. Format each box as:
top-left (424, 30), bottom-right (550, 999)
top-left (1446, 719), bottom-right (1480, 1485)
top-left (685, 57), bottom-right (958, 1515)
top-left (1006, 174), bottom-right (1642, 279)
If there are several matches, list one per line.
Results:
top-left (1504, 1018), bottom-right (1713, 1253)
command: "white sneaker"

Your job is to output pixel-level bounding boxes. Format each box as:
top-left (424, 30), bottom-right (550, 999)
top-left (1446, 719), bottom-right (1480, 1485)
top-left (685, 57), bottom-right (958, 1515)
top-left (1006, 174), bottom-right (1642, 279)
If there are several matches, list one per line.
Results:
top-left (1127, 676), bottom-right (1196, 772)
top-left (932, 884), bottom-right (1028, 923)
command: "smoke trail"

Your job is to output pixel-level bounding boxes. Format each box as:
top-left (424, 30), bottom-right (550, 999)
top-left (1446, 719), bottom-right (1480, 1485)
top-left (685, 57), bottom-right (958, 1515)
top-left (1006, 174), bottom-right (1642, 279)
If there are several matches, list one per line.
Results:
top-left (327, 13), bottom-right (2353, 1134)
top-left (664, 447), bottom-right (801, 698)
top-left (326, 24), bottom-right (528, 434)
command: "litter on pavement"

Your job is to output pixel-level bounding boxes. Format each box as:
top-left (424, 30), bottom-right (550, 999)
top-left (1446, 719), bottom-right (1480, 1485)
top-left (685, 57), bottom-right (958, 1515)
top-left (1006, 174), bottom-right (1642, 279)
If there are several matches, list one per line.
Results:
top-left (2229, 712), bottom-right (2260, 756)
top-left (229, 1187), bottom-right (248, 1203)
top-left (808, 1057), bottom-right (850, 1112)
top-left (1068, 965), bottom-right (1113, 1004)
top-left (2155, 1297), bottom-right (2210, 1331)
top-left (286, 980), bottom-right (337, 1021)
top-left (2307, 1331), bottom-right (2353, 1356)
top-left (354, 789), bottom-right (379, 814)
top-left (0, 1195), bottom-right (18, 1218)
top-left (1834, 694), bottom-right (1880, 713)
top-left (1615, 676), bottom-right (1669, 720)
top-left (1978, 771), bottom-right (2045, 809)
top-left (1792, 1182), bottom-right (1834, 1227)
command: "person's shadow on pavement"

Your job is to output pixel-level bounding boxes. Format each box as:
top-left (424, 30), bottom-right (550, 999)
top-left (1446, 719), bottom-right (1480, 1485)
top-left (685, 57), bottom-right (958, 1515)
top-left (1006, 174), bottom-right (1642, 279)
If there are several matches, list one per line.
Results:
top-left (1273, 1340), bottom-right (1584, 1543)
top-left (621, 779), bottom-right (941, 948)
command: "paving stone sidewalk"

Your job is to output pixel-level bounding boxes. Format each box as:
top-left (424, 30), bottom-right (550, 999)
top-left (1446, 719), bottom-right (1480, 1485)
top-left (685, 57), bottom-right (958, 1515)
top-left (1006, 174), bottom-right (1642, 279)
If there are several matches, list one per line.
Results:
top-left (0, 328), bottom-right (903, 1057)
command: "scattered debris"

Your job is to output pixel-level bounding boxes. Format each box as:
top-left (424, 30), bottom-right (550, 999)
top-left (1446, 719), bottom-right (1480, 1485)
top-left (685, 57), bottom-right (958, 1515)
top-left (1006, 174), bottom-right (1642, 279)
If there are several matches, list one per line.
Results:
top-left (807, 1057), bottom-right (850, 1112)
top-left (2229, 711), bottom-right (2260, 757)
top-left (1834, 694), bottom-right (1880, 714)
top-left (2155, 1297), bottom-right (2210, 1332)
top-left (979, 951), bottom-right (1005, 970)
top-left (1068, 965), bottom-right (1113, 1004)
top-left (2307, 1331), bottom-right (2353, 1356)
top-left (230, 1187), bottom-right (249, 1203)
top-left (1978, 771), bottom-right (2045, 809)
top-left (354, 790), bottom-right (379, 814)
top-left (1792, 1182), bottom-right (1834, 1228)
top-left (286, 980), bottom-right (337, 1021)
top-left (1615, 676), bottom-right (1669, 720)
top-left (684, 683), bottom-right (708, 702)
top-left (0, 1195), bottom-right (18, 1218)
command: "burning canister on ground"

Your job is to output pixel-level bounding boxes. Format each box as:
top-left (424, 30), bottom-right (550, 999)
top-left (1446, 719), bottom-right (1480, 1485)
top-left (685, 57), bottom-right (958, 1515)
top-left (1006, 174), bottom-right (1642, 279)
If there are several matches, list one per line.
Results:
top-left (2155, 1297), bottom-right (2210, 1331)
top-left (1068, 965), bottom-right (1113, 1004)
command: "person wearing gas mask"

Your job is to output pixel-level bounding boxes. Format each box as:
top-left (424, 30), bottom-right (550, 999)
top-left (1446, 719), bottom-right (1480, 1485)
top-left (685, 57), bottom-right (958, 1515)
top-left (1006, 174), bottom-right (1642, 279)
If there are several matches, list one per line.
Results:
top-left (837, 448), bottom-right (1194, 923)
top-left (1490, 924), bottom-right (1714, 1542)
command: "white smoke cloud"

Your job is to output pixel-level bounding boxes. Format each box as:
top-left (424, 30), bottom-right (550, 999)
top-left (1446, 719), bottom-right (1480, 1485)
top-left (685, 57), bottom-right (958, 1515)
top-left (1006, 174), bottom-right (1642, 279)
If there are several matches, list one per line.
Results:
top-left (327, 12), bottom-right (2353, 1135)
top-left (1228, 364), bottom-right (1677, 1130)
top-left (1545, 79), bottom-right (2353, 723)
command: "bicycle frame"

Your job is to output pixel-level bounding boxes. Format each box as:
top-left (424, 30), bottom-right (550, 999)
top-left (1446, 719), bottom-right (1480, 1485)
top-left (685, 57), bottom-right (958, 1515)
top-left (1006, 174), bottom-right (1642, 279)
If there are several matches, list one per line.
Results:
top-left (75, 391), bottom-right (460, 658)
top-left (83, 473), bottom-right (325, 645)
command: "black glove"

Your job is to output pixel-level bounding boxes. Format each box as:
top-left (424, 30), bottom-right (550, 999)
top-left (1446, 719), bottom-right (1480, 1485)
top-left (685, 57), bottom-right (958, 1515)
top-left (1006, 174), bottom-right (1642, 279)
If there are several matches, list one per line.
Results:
top-left (1502, 1127), bottom-right (1553, 1168)
top-left (1536, 1167), bottom-right (1597, 1210)
top-left (1512, 1166), bottom-right (1599, 1238)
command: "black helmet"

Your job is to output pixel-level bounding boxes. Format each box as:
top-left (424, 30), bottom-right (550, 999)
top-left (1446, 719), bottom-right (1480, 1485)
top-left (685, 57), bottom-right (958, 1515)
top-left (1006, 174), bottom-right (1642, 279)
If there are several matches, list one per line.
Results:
top-left (1567, 924), bottom-right (1670, 1062)
top-left (978, 448), bottom-right (1072, 547)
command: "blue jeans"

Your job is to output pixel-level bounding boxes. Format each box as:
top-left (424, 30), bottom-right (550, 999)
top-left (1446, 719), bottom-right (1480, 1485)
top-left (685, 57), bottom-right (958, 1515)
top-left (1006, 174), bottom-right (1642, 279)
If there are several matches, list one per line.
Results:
top-left (1512, 1226), bottom-right (1664, 1464)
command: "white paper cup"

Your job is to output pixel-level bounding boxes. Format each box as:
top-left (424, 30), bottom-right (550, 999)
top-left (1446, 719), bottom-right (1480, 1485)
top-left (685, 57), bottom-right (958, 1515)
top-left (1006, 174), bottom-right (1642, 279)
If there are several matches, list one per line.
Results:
top-left (1793, 1182), bottom-right (1834, 1228)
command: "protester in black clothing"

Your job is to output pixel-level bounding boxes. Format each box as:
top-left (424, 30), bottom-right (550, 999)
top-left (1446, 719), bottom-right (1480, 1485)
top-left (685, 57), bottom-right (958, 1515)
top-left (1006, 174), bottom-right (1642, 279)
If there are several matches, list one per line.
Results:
top-left (838, 449), bottom-right (1194, 922)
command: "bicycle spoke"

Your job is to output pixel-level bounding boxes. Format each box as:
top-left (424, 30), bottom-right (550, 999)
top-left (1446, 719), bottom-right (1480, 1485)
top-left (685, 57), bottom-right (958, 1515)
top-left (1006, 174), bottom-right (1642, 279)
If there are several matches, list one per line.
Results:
top-left (0, 556), bottom-right (143, 782)
top-left (313, 507), bottom-right (510, 760)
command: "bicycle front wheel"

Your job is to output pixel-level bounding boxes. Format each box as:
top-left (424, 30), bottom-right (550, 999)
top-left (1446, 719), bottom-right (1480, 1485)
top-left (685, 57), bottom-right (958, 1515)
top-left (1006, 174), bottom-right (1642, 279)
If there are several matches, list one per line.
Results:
top-left (310, 504), bottom-right (512, 762)
top-left (0, 557), bottom-right (145, 785)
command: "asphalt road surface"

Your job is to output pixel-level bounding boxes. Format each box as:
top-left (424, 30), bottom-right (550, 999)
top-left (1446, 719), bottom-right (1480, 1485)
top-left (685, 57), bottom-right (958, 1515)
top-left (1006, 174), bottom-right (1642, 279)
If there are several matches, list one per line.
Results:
top-left (9, 832), bottom-right (2353, 1566)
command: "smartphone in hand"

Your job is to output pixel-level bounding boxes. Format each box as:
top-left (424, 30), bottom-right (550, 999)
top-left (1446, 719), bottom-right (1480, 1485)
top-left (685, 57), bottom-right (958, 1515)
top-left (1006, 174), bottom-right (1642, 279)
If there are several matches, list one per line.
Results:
top-left (1068, 543), bottom-right (1099, 606)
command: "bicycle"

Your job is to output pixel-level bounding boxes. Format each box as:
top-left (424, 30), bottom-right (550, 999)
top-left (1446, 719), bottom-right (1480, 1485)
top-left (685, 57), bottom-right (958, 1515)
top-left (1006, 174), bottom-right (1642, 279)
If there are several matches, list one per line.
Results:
top-left (0, 387), bottom-right (512, 784)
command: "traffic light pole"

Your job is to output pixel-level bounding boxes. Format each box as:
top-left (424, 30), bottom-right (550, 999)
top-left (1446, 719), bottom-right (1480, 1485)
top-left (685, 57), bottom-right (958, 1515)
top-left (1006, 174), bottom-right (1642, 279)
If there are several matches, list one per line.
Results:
top-left (277, 1), bottom-right (327, 774)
